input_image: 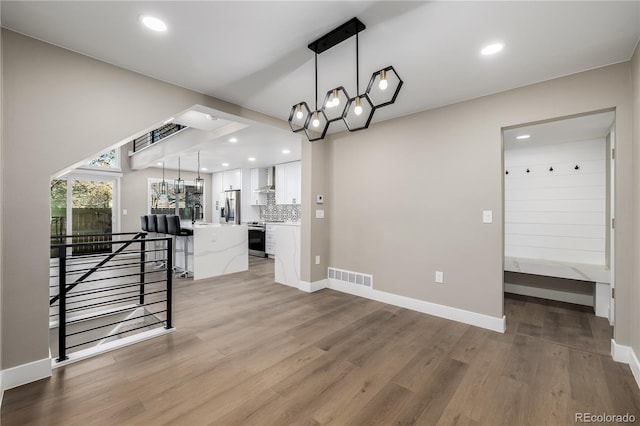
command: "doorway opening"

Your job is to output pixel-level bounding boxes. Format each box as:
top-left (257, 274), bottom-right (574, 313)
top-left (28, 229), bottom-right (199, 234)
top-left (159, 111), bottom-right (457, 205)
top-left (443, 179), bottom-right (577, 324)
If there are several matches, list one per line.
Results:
top-left (502, 110), bottom-right (615, 355)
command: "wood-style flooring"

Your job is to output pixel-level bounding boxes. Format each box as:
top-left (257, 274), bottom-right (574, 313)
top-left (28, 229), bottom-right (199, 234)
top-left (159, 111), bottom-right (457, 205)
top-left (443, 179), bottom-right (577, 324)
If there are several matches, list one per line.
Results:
top-left (2, 257), bottom-right (639, 425)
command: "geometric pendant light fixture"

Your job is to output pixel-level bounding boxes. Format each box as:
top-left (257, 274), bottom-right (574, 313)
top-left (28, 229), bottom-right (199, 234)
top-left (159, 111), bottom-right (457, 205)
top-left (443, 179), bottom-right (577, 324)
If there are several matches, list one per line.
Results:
top-left (288, 17), bottom-right (403, 141)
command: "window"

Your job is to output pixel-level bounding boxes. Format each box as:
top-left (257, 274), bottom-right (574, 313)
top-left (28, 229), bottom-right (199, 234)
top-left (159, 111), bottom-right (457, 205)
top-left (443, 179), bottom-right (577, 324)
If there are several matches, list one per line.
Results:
top-left (149, 179), bottom-right (205, 221)
top-left (85, 148), bottom-right (120, 170)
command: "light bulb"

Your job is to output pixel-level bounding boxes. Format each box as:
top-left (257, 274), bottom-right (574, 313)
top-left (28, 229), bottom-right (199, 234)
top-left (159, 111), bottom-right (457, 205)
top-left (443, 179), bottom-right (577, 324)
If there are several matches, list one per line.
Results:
top-left (378, 69), bottom-right (388, 90)
top-left (312, 112), bottom-right (320, 127)
top-left (295, 104), bottom-right (303, 119)
top-left (354, 97), bottom-right (363, 116)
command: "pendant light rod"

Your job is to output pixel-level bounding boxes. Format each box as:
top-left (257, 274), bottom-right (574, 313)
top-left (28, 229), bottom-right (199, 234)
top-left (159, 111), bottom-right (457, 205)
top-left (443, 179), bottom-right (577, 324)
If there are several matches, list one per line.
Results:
top-left (197, 151), bottom-right (201, 178)
top-left (356, 32), bottom-right (360, 94)
top-left (178, 157), bottom-right (181, 179)
top-left (315, 52), bottom-right (318, 111)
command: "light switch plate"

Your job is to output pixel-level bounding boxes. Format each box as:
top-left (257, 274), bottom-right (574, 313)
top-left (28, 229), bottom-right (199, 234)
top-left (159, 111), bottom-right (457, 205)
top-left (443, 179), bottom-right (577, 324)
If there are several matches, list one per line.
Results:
top-left (316, 195), bottom-right (324, 204)
top-left (435, 271), bottom-right (444, 283)
top-left (316, 209), bottom-right (325, 219)
top-left (482, 210), bottom-right (493, 224)
top-left (122, 209), bottom-right (128, 215)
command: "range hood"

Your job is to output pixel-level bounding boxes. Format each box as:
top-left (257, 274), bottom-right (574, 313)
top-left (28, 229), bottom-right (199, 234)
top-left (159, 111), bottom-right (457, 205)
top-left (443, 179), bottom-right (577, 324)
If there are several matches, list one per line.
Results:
top-left (254, 166), bottom-right (276, 193)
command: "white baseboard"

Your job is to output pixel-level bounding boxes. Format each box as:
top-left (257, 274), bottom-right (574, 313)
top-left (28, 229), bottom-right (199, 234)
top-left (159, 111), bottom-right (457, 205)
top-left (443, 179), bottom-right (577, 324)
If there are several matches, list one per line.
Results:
top-left (2, 357), bottom-right (52, 392)
top-left (298, 279), bottom-right (328, 293)
top-left (53, 327), bottom-right (175, 368)
top-left (505, 282), bottom-right (593, 307)
top-left (327, 279), bottom-right (506, 333)
top-left (611, 339), bottom-right (640, 390)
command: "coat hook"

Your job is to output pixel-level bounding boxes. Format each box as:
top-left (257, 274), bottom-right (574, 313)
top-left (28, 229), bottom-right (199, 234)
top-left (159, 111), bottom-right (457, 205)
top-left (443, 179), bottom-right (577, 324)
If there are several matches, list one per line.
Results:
top-left (549, 166), bottom-right (554, 172)
top-left (526, 168), bottom-right (530, 173)
top-left (505, 170), bottom-right (509, 175)
top-left (575, 165), bottom-right (580, 170)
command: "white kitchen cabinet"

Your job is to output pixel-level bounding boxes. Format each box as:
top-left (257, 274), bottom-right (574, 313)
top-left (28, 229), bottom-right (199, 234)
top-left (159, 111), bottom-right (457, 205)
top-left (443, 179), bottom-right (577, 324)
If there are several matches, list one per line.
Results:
top-left (250, 168), bottom-right (267, 206)
top-left (275, 161), bottom-right (301, 205)
top-left (266, 224), bottom-right (276, 256)
top-left (222, 168), bottom-right (241, 191)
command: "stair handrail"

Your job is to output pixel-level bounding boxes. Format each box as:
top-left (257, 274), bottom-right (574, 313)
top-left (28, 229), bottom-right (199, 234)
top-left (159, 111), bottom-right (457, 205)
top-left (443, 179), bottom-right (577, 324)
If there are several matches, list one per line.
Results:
top-left (50, 232), bottom-right (146, 305)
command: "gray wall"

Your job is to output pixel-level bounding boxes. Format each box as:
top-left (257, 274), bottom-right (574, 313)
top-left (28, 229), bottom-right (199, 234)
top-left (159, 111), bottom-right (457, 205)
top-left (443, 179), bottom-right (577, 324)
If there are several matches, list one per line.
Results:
top-left (301, 139), bottom-right (330, 283)
top-left (0, 30), bottom-right (286, 370)
top-left (632, 42), bottom-right (640, 356)
top-left (0, 14), bottom-right (4, 384)
top-left (327, 62), bottom-right (634, 345)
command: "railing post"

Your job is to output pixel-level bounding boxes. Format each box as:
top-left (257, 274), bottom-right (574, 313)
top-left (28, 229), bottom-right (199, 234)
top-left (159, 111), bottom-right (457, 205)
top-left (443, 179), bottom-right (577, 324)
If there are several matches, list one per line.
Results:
top-left (57, 247), bottom-right (68, 362)
top-left (166, 237), bottom-right (173, 329)
top-left (139, 234), bottom-right (146, 306)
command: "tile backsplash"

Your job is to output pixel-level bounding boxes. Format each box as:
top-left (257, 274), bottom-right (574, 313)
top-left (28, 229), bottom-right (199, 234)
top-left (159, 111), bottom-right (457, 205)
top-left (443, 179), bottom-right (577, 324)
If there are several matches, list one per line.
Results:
top-left (260, 193), bottom-right (301, 222)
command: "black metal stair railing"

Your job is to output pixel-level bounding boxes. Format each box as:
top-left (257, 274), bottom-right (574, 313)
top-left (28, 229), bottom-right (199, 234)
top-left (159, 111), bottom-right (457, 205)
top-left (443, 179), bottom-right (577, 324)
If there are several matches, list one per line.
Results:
top-left (132, 123), bottom-right (187, 152)
top-left (50, 232), bottom-right (173, 362)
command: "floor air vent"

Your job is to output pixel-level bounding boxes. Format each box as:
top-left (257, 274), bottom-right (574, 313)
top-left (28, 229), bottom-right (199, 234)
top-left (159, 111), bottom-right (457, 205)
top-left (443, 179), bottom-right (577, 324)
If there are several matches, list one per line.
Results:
top-left (328, 267), bottom-right (373, 288)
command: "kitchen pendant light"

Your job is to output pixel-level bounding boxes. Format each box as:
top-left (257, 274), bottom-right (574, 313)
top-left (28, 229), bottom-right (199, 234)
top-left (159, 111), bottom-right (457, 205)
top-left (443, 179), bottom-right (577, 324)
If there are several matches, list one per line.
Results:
top-left (160, 162), bottom-right (167, 195)
top-left (194, 151), bottom-right (204, 195)
top-left (288, 17), bottom-right (402, 141)
top-left (174, 157), bottom-right (185, 194)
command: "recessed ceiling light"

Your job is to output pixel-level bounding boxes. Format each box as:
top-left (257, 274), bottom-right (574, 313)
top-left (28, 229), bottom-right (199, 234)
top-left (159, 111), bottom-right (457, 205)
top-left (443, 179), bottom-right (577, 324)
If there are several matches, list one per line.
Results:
top-left (139, 15), bottom-right (167, 32)
top-left (201, 167), bottom-right (208, 171)
top-left (282, 149), bottom-right (291, 154)
top-left (516, 134), bottom-right (531, 140)
top-left (222, 163), bottom-right (229, 167)
top-left (248, 157), bottom-right (256, 162)
top-left (157, 162), bottom-right (163, 166)
top-left (481, 42), bottom-right (504, 56)
top-left (205, 114), bottom-right (216, 121)
top-left (229, 137), bottom-right (238, 143)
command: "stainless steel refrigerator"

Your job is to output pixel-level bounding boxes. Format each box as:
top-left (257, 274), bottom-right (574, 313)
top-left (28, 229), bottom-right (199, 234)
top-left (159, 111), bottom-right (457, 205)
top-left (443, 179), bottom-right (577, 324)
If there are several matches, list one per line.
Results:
top-left (220, 190), bottom-right (241, 224)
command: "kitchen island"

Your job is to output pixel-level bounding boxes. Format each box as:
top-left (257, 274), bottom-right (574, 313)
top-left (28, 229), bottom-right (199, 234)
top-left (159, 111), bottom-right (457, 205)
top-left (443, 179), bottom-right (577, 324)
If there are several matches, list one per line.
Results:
top-left (271, 223), bottom-right (301, 288)
top-left (178, 222), bottom-right (248, 280)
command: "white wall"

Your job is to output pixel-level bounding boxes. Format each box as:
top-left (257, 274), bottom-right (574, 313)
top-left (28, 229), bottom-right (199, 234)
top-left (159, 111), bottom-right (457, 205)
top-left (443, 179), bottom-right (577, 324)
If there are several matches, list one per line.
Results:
top-left (504, 138), bottom-right (607, 264)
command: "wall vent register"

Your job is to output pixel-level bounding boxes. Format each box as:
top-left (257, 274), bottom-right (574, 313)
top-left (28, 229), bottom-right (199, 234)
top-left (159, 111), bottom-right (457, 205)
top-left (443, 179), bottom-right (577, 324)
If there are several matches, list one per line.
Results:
top-left (328, 267), bottom-right (373, 288)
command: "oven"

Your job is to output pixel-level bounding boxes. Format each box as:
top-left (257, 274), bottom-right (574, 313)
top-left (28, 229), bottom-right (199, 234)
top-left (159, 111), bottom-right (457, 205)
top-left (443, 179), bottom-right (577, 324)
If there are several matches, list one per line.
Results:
top-left (247, 222), bottom-right (267, 257)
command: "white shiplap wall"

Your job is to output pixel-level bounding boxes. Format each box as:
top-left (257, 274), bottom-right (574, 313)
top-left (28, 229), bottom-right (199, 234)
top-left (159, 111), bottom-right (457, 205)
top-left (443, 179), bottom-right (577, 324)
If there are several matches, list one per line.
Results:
top-left (504, 138), bottom-right (606, 265)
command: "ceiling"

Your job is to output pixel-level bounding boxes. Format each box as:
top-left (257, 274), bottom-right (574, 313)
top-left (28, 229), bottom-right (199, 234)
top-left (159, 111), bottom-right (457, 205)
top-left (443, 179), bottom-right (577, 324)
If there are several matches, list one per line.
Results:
top-left (503, 111), bottom-right (615, 150)
top-left (2, 1), bottom-right (639, 171)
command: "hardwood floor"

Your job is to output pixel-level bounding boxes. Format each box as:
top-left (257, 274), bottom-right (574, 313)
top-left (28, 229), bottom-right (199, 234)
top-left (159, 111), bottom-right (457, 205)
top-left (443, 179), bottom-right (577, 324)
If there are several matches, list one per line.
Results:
top-left (3, 257), bottom-right (639, 425)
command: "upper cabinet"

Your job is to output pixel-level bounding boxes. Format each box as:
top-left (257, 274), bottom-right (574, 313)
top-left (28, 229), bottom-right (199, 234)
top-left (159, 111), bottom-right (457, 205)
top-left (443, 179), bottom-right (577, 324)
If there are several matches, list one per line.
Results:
top-left (275, 161), bottom-right (301, 205)
top-left (250, 168), bottom-right (268, 206)
top-left (222, 168), bottom-right (241, 191)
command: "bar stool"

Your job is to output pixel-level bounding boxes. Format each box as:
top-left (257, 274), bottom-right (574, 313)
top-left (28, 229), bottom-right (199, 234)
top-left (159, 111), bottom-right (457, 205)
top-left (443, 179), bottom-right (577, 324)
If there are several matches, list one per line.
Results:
top-left (167, 215), bottom-right (193, 278)
top-left (156, 214), bottom-right (168, 268)
top-left (146, 215), bottom-right (159, 264)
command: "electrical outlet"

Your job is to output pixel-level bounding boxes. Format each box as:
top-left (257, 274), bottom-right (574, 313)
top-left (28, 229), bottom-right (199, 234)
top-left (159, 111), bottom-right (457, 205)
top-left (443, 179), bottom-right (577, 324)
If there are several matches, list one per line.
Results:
top-left (435, 271), bottom-right (444, 283)
top-left (315, 255), bottom-right (320, 265)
